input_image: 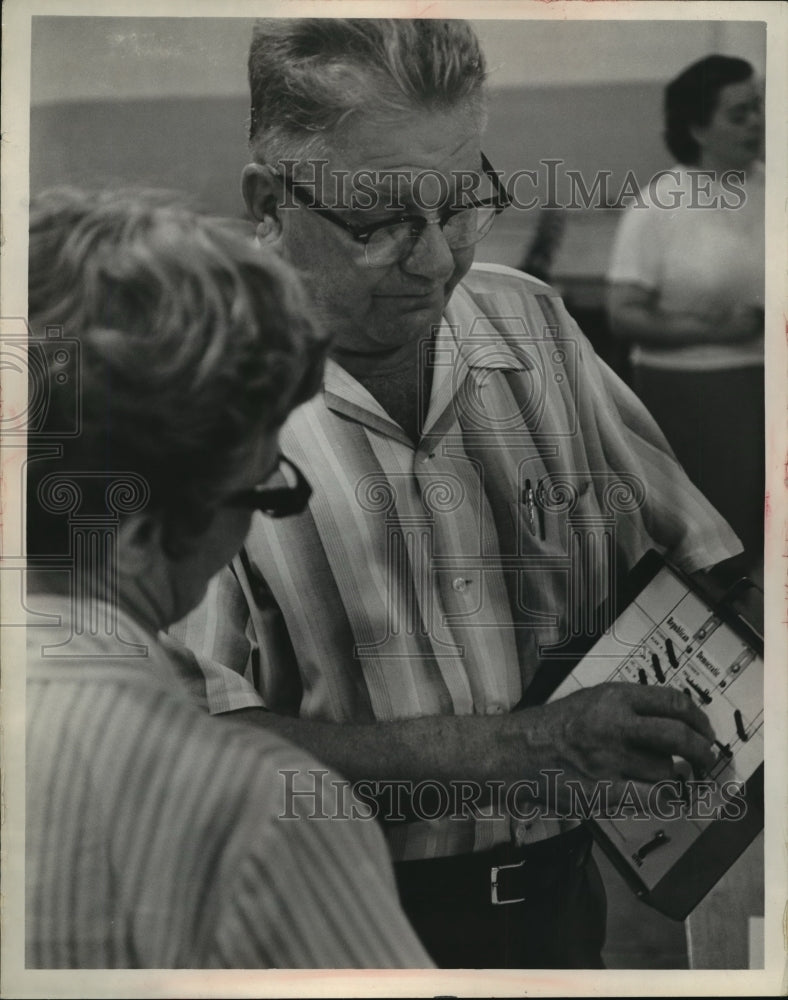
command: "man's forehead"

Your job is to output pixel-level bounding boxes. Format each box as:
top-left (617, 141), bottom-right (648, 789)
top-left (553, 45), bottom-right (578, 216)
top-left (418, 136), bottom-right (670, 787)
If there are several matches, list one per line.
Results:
top-left (308, 128), bottom-right (483, 215)
top-left (324, 106), bottom-right (483, 176)
top-left (357, 159), bottom-right (484, 204)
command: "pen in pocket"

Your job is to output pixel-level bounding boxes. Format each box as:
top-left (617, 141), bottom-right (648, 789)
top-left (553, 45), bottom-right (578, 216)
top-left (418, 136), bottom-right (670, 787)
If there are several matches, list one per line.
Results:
top-left (522, 479), bottom-right (546, 540)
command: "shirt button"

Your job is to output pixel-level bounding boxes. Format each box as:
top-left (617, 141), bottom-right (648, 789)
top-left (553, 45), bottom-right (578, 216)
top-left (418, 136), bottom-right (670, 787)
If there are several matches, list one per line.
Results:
top-left (452, 577), bottom-right (469, 592)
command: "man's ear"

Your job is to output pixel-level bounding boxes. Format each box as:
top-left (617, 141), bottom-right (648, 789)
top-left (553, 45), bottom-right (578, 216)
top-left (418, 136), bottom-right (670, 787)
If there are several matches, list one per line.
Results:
top-left (241, 163), bottom-right (284, 247)
top-left (117, 513), bottom-right (165, 573)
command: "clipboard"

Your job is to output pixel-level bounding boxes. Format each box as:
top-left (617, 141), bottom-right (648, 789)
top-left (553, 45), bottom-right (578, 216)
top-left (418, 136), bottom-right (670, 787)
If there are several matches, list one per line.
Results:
top-left (525, 549), bottom-right (764, 921)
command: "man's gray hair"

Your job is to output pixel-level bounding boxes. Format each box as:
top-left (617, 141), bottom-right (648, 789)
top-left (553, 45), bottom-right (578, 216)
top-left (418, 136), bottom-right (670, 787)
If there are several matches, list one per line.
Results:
top-left (248, 18), bottom-right (487, 164)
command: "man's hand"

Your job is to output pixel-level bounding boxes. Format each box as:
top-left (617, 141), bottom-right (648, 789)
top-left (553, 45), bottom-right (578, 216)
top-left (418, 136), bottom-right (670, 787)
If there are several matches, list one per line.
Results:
top-left (607, 283), bottom-right (764, 347)
top-left (715, 303), bottom-right (764, 342)
top-left (514, 683), bottom-right (717, 808)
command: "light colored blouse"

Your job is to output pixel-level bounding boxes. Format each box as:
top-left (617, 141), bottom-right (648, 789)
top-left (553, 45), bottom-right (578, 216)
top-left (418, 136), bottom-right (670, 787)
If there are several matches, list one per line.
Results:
top-left (608, 163), bottom-right (764, 371)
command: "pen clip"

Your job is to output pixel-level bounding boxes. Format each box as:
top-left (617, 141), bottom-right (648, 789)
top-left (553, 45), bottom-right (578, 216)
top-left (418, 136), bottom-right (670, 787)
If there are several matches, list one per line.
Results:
top-left (523, 478), bottom-right (537, 536)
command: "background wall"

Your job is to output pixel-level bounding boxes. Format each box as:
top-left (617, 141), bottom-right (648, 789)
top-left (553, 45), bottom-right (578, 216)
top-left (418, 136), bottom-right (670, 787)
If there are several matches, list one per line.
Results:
top-left (30, 16), bottom-right (766, 273)
top-left (473, 19), bottom-right (765, 88)
top-left (30, 15), bottom-right (766, 370)
top-left (31, 17), bottom-right (766, 104)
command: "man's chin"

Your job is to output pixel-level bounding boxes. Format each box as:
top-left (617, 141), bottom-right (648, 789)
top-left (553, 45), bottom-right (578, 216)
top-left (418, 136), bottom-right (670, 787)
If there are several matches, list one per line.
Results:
top-left (397, 296), bottom-right (446, 329)
top-left (331, 297), bottom-right (449, 368)
top-left (390, 309), bottom-right (445, 347)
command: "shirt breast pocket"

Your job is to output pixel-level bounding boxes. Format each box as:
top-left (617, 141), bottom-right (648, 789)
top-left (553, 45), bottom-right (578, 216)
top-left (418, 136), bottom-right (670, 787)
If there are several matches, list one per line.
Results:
top-left (508, 477), bottom-right (614, 651)
top-left (510, 477), bottom-right (595, 557)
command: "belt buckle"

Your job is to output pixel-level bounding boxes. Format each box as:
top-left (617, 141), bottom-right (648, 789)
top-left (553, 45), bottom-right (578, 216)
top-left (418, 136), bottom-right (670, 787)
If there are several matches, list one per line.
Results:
top-left (490, 859), bottom-right (526, 905)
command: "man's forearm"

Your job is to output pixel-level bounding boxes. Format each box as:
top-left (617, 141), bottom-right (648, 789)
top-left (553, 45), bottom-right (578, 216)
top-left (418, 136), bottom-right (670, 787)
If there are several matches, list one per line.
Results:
top-left (608, 295), bottom-right (762, 349)
top-left (221, 683), bottom-right (718, 813)
top-left (609, 303), bottom-right (717, 348)
top-left (227, 706), bottom-right (530, 788)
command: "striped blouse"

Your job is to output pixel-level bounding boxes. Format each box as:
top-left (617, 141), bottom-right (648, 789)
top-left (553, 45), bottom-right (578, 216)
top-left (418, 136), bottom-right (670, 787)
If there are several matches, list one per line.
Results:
top-left (26, 594), bottom-right (430, 968)
top-left (170, 262), bottom-right (742, 862)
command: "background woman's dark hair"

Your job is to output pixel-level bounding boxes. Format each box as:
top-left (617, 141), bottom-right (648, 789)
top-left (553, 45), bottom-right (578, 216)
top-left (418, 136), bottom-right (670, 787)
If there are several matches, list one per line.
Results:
top-left (27, 187), bottom-right (328, 559)
top-left (663, 54), bottom-right (754, 165)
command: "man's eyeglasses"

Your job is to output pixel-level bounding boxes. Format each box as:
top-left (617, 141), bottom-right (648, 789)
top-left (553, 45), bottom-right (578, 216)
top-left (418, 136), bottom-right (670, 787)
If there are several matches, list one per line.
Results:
top-left (225, 454), bottom-right (312, 518)
top-left (275, 153), bottom-right (511, 268)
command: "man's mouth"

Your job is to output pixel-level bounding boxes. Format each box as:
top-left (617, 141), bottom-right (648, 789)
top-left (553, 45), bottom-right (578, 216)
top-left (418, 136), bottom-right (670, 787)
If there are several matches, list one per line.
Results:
top-left (372, 291), bottom-right (443, 314)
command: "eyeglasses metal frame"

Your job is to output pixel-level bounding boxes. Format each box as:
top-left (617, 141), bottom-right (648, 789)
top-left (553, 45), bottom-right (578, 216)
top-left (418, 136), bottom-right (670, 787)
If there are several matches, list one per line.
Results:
top-left (225, 454), bottom-right (312, 518)
top-left (275, 153), bottom-right (511, 266)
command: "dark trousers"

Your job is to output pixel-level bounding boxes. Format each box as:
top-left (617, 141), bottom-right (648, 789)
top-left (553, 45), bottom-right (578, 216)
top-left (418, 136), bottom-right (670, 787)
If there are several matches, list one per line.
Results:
top-left (394, 826), bottom-right (607, 968)
top-left (632, 364), bottom-right (764, 566)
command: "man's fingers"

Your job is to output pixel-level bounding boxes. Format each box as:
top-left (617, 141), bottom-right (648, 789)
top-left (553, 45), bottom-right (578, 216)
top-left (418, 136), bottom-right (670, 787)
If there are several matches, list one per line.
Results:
top-left (627, 716), bottom-right (716, 775)
top-left (607, 779), bottom-right (658, 814)
top-left (618, 749), bottom-right (675, 784)
top-left (626, 684), bottom-right (716, 742)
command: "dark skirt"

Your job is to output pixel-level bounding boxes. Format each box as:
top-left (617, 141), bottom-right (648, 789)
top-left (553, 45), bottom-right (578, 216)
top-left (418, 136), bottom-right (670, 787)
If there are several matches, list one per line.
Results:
top-left (632, 363), bottom-right (764, 567)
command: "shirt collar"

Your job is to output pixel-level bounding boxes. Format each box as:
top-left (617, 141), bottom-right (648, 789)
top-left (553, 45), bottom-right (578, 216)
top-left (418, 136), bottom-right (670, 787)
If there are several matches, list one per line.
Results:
top-left (322, 359), bottom-right (412, 445)
top-left (319, 273), bottom-right (532, 438)
top-left (443, 280), bottom-right (533, 374)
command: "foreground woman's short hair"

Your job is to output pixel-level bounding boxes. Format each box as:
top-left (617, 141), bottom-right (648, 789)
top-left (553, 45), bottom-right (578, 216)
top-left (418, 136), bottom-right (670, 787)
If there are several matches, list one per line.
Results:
top-left (27, 187), bottom-right (328, 556)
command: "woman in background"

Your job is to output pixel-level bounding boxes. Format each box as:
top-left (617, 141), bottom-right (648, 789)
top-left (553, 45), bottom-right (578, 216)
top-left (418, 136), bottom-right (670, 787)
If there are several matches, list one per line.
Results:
top-left (607, 55), bottom-right (764, 571)
top-left (25, 188), bottom-right (430, 968)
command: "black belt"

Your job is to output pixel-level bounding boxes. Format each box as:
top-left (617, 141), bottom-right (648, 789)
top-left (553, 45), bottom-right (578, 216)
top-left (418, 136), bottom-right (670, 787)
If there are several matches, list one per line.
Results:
top-left (394, 825), bottom-right (593, 907)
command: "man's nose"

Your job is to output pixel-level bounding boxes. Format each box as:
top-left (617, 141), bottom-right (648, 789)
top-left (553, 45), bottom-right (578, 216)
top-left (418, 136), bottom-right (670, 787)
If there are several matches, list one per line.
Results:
top-left (400, 219), bottom-right (458, 281)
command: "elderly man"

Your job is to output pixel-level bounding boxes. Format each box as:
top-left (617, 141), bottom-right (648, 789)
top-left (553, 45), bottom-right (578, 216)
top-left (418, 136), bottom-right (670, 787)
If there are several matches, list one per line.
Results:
top-left (172, 20), bottom-right (741, 968)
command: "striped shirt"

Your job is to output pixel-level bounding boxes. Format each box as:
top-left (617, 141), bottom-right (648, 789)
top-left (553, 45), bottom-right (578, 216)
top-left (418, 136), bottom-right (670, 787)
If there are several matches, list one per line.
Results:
top-left (171, 262), bottom-right (742, 862)
top-left (26, 593), bottom-right (430, 968)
